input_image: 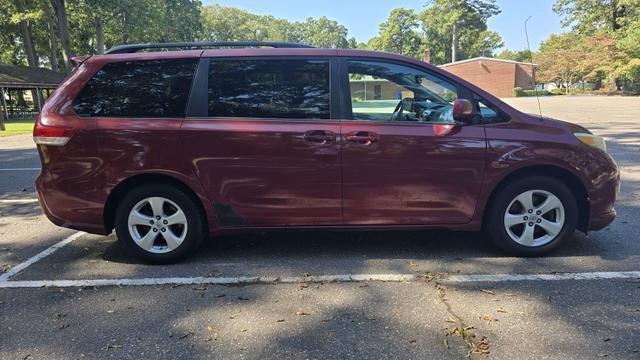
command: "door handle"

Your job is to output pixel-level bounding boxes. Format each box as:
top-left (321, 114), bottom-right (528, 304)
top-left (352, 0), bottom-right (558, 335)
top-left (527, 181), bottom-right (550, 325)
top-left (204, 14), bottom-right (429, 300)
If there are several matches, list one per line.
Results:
top-left (345, 131), bottom-right (379, 145)
top-left (304, 130), bottom-right (336, 144)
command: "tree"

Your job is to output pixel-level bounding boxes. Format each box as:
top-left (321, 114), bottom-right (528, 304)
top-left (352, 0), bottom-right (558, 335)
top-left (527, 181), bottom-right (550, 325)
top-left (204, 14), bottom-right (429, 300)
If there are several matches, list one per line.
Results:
top-left (420, 0), bottom-right (503, 64)
top-left (368, 8), bottom-right (423, 59)
top-left (553, 0), bottom-right (640, 92)
top-left (200, 5), bottom-right (353, 48)
top-left (553, 0), bottom-right (636, 33)
top-left (536, 34), bottom-right (585, 92)
top-left (13, 0), bottom-right (40, 67)
top-left (496, 49), bottom-right (533, 63)
top-left (50, 0), bottom-right (73, 71)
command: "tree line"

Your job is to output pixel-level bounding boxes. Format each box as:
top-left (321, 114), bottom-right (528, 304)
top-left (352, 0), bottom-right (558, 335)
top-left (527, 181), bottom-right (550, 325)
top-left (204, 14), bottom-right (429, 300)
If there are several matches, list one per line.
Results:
top-left (500, 0), bottom-right (640, 93)
top-left (2, 0), bottom-right (640, 93)
top-left (1, 0), bottom-right (504, 73)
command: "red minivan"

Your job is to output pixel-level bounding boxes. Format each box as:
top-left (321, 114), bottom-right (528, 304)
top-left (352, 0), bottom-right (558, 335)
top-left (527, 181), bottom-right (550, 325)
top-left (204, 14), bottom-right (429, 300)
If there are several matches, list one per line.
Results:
top-left (34, 42), bottom-right (619, 263)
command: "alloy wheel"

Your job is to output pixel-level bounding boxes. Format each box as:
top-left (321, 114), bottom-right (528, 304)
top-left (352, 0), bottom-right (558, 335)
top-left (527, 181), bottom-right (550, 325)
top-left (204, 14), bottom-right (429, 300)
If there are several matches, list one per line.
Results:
top-left (503, 190), bottom-right (565, 247)
top-left (127, 196), bottom-right (188, 254)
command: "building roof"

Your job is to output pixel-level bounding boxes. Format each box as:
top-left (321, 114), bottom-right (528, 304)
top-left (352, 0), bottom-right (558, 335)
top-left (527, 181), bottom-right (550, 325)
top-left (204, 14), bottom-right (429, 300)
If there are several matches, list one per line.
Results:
top-left (0, 64), bottom-right (66, 88)
top-left (440, 57), bottom-right (537, 67)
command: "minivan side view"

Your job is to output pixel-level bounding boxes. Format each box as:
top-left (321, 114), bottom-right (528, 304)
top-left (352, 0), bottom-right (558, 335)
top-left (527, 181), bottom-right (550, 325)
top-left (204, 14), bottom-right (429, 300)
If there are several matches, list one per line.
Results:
top-left (34, 42), bottom-right (619, 263)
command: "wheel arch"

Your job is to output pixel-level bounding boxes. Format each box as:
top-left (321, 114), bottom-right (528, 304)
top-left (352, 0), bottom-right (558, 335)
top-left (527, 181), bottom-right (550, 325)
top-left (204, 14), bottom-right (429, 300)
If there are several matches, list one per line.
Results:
top-left (482, 165), bottom-right (589, 232)
top-left (103, 173), bottom-right (210, 235)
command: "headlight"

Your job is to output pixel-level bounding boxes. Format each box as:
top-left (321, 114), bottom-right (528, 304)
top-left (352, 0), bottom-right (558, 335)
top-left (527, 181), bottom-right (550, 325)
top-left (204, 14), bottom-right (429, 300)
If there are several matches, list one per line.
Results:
top-left (574, 133), bottom-right (607, 152)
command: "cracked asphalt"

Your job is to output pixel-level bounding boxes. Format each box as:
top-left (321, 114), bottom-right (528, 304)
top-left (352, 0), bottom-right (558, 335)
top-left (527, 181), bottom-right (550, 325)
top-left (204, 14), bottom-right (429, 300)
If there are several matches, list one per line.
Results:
top-left (1, 96), bottom-right (639, 359)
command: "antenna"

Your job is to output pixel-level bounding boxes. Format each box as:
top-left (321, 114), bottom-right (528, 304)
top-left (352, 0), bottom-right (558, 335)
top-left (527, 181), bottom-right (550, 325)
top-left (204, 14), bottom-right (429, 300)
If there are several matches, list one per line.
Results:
top-left (524, 16), bottom-right (543, 120)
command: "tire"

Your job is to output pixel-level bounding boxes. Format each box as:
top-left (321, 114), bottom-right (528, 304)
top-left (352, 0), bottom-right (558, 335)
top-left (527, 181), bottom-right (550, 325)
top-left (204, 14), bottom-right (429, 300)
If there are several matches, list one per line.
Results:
top-left (114, 183), bottom-right (205, 264)
top-left (485, 175), bottom-right (578, 256)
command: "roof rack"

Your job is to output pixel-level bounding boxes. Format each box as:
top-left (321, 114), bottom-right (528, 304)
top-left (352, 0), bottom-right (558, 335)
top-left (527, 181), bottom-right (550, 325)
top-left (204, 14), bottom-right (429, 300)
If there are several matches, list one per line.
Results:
top-left (105, 41), bottom-right (315, 54)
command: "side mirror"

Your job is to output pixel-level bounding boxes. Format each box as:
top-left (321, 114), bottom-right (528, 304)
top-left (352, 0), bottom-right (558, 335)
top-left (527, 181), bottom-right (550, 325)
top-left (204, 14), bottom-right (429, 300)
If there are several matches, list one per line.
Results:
top-left (452, 98), bottom-right (476, 123)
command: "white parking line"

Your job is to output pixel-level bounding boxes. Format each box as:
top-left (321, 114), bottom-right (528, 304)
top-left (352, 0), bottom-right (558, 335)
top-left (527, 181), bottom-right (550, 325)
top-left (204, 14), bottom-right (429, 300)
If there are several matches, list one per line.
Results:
top-left (0, 199), bottom-right (39, 204)
top-left (1, 271), bottom-right (638, 289)
top-left (0, 229), bottom-right (638, 289)
top-left (0, 232), bottom-right (84, 282)
top-left (0, 168), bottom-right (40, 171)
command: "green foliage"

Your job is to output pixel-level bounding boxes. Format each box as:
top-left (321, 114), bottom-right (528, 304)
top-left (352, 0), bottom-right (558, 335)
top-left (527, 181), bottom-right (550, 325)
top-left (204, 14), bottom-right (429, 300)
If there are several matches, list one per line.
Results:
top-left (497, 49), bottom-right (533, 63)
top-left (513, 87), bottom-right (525, 97)
top-left (199, 5), bottom-right (353, 48)
top-left (367, 8), bottom-right (423, 59)
top-left (420, 0), bottom-right (503, 64)
top-left (551, 0), bottom-right (640, 93)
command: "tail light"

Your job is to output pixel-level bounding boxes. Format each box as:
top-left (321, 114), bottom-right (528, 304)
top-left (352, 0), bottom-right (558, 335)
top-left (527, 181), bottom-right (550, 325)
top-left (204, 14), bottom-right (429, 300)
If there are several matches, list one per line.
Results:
top-left (33, 119), bottom-right (74, 146)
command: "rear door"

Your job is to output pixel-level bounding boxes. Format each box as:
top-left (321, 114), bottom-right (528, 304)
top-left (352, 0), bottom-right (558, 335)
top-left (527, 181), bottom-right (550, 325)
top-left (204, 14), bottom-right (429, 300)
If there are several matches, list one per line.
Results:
top-left (339, 58), bottom-right (487, 225)
top-left (180, 56), bottom-right (342, 227)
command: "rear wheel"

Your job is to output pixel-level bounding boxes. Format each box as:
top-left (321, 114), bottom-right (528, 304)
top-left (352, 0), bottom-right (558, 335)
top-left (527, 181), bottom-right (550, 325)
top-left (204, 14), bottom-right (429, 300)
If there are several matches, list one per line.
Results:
top-left (486, 176), bottom-right (578, 256)
top-left (115, 184), bottom-right (204, 263)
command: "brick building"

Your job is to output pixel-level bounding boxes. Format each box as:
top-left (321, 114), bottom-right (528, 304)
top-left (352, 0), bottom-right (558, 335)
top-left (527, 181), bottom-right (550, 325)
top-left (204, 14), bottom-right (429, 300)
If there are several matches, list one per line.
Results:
top-left (439, 57), bottom-right (536, 98)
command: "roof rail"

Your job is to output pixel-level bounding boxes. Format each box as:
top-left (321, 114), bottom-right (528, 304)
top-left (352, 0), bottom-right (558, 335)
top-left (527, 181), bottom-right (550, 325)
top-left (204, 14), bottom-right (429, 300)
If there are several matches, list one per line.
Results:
top-left (105, 41), bottom-right (315, 54)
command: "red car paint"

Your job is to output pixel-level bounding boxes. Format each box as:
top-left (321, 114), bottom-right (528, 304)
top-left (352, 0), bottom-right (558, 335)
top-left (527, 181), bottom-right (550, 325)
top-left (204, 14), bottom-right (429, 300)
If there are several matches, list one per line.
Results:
top-left (34, 48), bottom-right (619, 237)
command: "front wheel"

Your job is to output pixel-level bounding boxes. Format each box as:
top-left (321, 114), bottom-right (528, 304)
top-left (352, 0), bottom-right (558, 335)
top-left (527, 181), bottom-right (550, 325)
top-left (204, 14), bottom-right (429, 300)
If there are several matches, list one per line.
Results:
top-left (114, 184), bottom-right (205, 264)
top-left (486, 176), bottom-right (578, 256)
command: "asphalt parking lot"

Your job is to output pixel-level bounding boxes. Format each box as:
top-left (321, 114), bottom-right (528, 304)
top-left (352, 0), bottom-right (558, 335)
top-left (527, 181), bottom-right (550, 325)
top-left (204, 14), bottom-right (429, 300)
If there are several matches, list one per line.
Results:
top-left (1, 96), bottom-right (639, 359)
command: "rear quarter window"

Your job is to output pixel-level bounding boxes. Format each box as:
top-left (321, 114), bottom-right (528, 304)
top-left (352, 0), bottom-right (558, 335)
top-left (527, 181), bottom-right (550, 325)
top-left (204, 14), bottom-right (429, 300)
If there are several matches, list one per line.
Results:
top-left (73, 59), bottom-right (197, 117)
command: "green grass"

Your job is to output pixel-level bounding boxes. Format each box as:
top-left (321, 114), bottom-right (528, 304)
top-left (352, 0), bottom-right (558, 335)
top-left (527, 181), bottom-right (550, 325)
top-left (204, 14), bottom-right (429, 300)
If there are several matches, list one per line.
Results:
top-left (0, 118), bottom-right (35, 137)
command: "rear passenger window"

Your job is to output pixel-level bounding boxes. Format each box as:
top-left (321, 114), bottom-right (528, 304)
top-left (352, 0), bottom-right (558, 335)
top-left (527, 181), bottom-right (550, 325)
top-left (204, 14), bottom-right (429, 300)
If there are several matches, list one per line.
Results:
top-left (207, 59), bottom-right (330, 119)
top-left (74, 59), bottom-right (197, 117)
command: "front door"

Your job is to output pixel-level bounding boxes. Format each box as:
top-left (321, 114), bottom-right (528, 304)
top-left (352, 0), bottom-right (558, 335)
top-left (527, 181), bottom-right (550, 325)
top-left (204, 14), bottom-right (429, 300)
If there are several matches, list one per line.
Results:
top-left (180, 57), bottom-right (341, 227)
top-left (340, 58), bottom-right (487, 225)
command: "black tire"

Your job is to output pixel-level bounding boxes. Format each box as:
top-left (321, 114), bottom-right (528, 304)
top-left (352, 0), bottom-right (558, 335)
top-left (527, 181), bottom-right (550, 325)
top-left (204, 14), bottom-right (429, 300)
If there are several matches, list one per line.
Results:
top-left (485, 175), bottom-right (578, 256)
top-left (114, 183), bottom-right (205, 264)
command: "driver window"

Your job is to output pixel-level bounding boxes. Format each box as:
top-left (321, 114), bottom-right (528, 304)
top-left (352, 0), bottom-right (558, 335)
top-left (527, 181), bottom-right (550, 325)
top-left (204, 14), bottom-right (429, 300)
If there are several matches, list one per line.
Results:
top-left (348, 60), bottom-right (459, 123)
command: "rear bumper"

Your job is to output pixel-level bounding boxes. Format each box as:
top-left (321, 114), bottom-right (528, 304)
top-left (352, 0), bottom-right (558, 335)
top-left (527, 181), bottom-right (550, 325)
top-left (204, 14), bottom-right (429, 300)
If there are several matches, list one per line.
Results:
top-left (36, 170), bottom-right (108, 235)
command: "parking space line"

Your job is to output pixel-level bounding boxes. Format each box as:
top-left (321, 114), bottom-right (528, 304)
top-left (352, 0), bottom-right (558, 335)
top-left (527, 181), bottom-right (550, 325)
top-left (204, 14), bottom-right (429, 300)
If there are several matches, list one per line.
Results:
top-left (1, 270), bottom-right (638, 289)
top-left (0, 168), bottom-right (40, 171)
top-left (0, 232), bottom-right (84, 282)
top-left (0, 199), bottom-right (39, 204)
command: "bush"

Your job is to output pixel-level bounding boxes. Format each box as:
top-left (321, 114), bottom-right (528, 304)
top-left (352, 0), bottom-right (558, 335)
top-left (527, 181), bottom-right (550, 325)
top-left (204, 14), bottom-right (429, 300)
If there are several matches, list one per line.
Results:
top-left (513, 87), bottom-right (525, 97)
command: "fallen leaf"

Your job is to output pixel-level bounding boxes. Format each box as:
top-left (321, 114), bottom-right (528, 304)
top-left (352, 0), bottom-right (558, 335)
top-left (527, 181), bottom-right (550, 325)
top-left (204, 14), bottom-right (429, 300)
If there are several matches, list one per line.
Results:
top-left (106, 310), bottom-right (114, 314)
top-left (479, 315), bottom-right (498, 324)
top-left (358, 283), bottom-right (368, 288)
top-left (470, 336), bottom-right (490, 355)
top-left (52, 313), bottom-right (65, 321)
top-left (496, 308), bottom-right (507, 313)
top-left (481, 289), bottom-right (495, 295)
top-left (295, 310), bottom-right (310, 316)
top-left (303, 272), bottom-right (311, 277)
top-left (410, 339), bottom-right (417, 344)
top-left (445, 316), bottom-right (457, 324)
top-left (277, 319), bottom-right (285, 323)
top-left (443, 338), bottom-right (449, 349)
top-left (104, 344), bottom-right (123, 350)
top-left (237, 296), bottom-right (249, 301)
top-left (603, 337), bottom-right (611, 342)
top-left (208, 270), bottom-right (222, 277)
top-left (408, 260), bottom-right (418, 267)
top-left (366, 315), bottom-right (376, 320)
top-left (240, 329), bottom-right (247, 332)
top-left (207, 326), bottom-right (222, 333)
top-left (58, 323), bottom-right (69, 330)
top-left (179, 331), bottom-right (194, 339)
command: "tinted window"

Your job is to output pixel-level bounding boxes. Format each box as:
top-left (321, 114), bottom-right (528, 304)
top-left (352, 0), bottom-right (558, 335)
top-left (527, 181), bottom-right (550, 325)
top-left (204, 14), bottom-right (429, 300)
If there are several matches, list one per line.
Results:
top-left (348, 60), bottom-right (459, 123)
top-left (74, 59), bottom-right (197, 117)
top-left (207, 59), bottom-right (330, 119)
top-left (473, 94), bottom-right (510, 124)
